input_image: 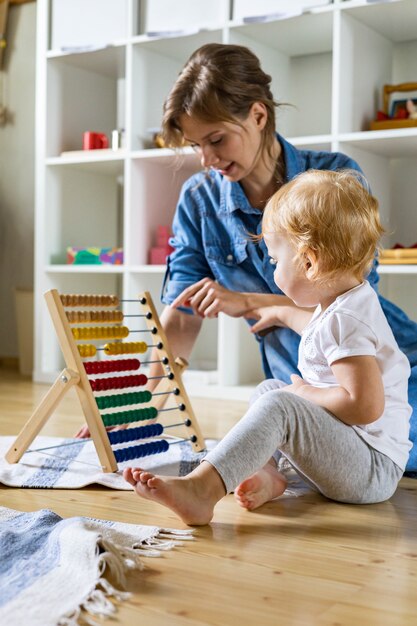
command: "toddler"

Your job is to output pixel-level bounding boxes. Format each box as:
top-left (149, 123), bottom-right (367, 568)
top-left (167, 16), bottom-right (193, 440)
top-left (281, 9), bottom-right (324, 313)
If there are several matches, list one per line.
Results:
top-left (124, 169), bottom-right (412, 525)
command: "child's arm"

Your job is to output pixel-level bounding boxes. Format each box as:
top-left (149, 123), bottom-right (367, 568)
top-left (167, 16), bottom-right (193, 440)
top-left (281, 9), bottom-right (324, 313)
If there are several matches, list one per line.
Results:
top-left (287, 355), bottom-right (385, 425)
top-left (246, 304), bottom-right (314, 335)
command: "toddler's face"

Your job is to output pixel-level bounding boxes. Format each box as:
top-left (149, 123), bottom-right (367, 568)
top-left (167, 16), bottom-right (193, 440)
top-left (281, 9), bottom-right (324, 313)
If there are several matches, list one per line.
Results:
top-left (264, 233), bottom-right (319, 308)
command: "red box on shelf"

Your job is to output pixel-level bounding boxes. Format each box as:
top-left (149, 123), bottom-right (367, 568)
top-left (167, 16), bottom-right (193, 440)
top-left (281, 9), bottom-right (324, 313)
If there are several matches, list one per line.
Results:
top-left (149, 225), bottom-right (174, 265)
top-left (149, 246), bottom-right (173, 265)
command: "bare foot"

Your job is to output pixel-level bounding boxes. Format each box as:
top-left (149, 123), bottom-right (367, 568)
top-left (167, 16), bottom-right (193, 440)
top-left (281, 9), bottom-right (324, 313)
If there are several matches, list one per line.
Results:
top-left (123, 466), bottom-right (224, 526)
top-left (234, 464), bottom-right (288, 511)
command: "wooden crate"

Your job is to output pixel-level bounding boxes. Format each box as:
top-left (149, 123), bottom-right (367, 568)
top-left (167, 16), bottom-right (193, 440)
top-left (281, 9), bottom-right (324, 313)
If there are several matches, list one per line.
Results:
top-left (370, 119), bottom-right (417, 131)
top-left (379, 248), bottom-right (417, 265)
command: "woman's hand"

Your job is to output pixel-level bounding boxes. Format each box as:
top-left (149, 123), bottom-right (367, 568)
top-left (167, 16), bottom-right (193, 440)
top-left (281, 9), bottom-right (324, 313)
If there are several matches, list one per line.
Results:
top-left (171, 278), bottom-right (250, 318)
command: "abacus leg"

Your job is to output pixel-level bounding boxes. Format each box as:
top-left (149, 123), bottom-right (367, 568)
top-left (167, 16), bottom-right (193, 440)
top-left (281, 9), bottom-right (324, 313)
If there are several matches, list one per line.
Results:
top-left (5, 368), bottom-right (80, 464)
top-left (123, 464), bottom-right (226, 526)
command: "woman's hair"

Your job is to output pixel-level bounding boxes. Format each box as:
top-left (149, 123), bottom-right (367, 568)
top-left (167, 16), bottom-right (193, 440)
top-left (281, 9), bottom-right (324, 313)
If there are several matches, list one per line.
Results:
top-left (162, 43), bottom-right (278, 158)
top-left (262, 169), bottom-right (385, 283)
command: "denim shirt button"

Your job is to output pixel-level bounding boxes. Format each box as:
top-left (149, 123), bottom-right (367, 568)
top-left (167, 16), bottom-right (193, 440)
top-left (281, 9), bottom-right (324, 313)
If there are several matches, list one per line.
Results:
top-left (226, 254), bottom-right (233, 261)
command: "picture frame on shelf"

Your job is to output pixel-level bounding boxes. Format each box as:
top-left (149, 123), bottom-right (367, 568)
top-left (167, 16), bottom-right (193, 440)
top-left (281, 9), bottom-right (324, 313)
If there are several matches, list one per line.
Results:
top-left (390, 98), bottom-right (417, 119)
top-left (370, 83), bottom-right (417, 131)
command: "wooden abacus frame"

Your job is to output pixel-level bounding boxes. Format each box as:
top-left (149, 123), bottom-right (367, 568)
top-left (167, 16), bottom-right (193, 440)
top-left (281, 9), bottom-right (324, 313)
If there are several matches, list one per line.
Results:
top-left (5, 289), bottom-right (205, 472)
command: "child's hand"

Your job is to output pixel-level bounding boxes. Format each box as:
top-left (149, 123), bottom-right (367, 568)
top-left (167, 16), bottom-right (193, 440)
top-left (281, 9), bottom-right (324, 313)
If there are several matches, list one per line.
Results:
top-left (245, 305), bottom-right (285, 334)
top-left (285, 374), bottom-right (311, 396)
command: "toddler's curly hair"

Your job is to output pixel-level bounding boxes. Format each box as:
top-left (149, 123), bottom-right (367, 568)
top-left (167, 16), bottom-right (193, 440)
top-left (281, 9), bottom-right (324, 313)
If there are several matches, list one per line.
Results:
top-left (262, 169), bottom-right (385, 283)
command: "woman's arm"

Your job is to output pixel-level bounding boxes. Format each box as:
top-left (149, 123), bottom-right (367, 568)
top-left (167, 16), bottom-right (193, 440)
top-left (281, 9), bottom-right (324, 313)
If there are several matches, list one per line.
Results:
top-left (286, 355), bottom-right (385, 425)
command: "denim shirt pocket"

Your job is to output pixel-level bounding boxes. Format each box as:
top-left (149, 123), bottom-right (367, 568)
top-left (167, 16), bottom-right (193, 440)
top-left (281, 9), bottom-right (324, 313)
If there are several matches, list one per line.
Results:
top-left (205, 240), bottom-right (249, 284)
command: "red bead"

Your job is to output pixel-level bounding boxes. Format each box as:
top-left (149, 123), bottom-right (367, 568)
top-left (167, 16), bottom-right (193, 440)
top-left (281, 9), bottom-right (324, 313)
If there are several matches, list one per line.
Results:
top-left (84, 358), bottom-right (140, 374)
top-left (89, 373), bottom-right (148, 392)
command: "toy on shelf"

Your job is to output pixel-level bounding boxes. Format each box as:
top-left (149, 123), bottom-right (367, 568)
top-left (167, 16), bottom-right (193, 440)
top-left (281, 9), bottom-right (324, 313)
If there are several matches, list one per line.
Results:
top-left (67, 247), bottom-right (124, 265)
top-left (379, 242), bottom-right (417, 265)
top-left (5, 290), bottom-right (205, 473)
top-left (149, 225), bottom-right (174, 265)
top-left (370, 83), bottom-right (417, 130)
top-left (83, 131), bottom-right (109, 150)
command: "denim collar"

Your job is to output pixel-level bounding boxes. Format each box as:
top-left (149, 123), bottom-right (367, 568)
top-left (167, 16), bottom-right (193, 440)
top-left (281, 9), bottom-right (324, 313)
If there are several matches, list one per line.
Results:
top-left (220, 133), bottom-right (303, 216)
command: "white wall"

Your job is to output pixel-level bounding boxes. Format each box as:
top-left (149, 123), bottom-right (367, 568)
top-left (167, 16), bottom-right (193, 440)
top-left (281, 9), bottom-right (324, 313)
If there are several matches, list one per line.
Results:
top-left (0, 3), bottom-right (36, 359)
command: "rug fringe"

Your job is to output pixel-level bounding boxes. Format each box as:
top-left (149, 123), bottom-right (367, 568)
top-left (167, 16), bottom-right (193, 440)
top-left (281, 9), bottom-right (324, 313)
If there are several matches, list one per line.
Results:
top-left (133, 528), bottom-right (195, 556)
top-left (58, 528), bottom-right (193, 626)
top-left (58, 539), bottom-right (133, 626)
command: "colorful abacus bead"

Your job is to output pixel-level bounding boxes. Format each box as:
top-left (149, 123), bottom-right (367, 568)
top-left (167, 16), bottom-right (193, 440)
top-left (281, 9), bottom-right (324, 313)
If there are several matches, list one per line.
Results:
top-left (104, 341), bottom-right (148, 355)
top-left (90, 374), bottom-right (148, 392)
top-left (83, 359), bottom-right (140, 374)
top-left (77, 344), bottom-right (97, 357)
top-left (102, 406), bottom-right (158, 427)
top-left (72, 326), bottom-right (129, 340)
top-left (107, 423), bottom-right (163, 444)
top-left (113, 440), bottom-right (169, 463)
top-left (95, 390), bottom-right (152, 410)
top-left (60, 294), bottom-right (119, 307)
top-left (66, 310), bottom-right (123, 324)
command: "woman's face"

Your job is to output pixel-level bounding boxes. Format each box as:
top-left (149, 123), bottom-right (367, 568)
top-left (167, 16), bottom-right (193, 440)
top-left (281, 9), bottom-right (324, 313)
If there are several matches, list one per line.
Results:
top-left (179, 104), bottom-right (267, 182)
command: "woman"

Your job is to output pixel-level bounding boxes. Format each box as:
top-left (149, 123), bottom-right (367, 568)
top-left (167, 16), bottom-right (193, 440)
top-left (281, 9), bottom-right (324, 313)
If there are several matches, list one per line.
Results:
top-left (157, 43), bottom-right (417, 472)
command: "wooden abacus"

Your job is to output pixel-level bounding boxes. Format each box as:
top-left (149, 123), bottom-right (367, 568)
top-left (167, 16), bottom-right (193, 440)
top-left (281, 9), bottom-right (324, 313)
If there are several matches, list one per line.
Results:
top-left (5, 289), bottom-right (205, 473)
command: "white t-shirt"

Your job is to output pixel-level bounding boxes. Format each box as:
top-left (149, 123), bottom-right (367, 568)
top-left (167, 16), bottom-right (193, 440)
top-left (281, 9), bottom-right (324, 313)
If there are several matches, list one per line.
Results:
top-left (299, 281), bottom-right (412, 470)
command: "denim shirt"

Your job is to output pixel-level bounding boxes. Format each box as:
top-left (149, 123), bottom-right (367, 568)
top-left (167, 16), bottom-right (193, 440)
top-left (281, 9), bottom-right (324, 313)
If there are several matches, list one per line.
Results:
top-left (162, 134), bottom-right (417, 381)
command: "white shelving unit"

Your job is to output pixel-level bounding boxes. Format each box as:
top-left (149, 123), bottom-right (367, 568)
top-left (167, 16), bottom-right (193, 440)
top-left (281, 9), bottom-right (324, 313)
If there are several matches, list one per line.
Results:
top-left (34, 0), bottom-right (417, 399)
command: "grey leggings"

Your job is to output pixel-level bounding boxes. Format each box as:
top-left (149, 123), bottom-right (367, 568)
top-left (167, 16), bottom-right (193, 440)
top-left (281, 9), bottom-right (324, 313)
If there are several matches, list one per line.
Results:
top-left (204, 379), bottom-right (403, 504)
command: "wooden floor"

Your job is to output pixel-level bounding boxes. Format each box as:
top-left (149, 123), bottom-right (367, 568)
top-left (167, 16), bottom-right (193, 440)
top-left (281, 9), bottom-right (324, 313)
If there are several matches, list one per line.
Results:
top-left (1, 368), bottom-right (417, 626)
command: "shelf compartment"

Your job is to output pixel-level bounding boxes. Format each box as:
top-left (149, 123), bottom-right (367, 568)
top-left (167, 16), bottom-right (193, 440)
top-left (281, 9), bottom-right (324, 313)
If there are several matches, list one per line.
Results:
top-left (338, 142), bottom-right (417, 253)
top-left (229, 11), bottom-right (333, 138)
top-left (338, 3), bottom-right (417, 134)
top-left (46, 47), bottom-right (126, 157)
top-left (126, 157), bottom-right (200, 266)
top-left (44, 167), bottom-right (123, 266)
